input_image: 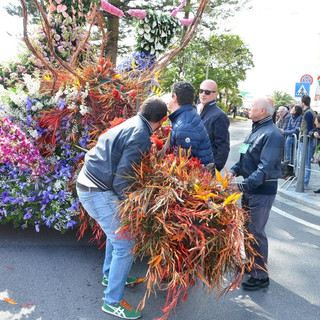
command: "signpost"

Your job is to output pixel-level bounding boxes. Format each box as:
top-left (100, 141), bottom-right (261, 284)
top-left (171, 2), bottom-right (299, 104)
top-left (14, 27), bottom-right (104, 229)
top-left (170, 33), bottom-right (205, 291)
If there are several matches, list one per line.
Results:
top-left (300, 74), bottom-right (313, 85)
top-left (315, 75), bottom-right (320, 101)
top-left (295, 82), bottom-right (310, 97)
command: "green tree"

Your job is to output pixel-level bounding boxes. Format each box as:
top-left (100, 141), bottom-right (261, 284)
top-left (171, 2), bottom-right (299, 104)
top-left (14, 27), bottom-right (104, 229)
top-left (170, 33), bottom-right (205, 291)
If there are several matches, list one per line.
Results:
top-left (161, 34), bottom-right (254, 106)
top-left (273, 91), bottom-right (294, 107)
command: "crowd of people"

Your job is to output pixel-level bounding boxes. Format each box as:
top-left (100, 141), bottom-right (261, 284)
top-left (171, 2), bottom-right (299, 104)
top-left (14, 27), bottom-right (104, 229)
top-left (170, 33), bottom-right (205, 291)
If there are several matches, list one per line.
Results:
top-left (275, 96), bottom-right (320, 193)
top-left (76, 81), bottom-right (318, 319)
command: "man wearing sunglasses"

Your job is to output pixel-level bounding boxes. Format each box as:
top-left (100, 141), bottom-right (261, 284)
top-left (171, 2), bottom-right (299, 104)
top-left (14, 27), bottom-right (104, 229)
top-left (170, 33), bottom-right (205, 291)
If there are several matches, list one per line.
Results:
top-left (197, 79), bottom-right (230, 171)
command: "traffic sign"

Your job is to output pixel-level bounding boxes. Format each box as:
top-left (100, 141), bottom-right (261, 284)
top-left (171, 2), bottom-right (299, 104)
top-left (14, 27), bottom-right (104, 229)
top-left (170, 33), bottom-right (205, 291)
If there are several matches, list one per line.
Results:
top-left (295, 82), bottom-right (310, 97)
top-left (300, 74), bottom-right (313, 84)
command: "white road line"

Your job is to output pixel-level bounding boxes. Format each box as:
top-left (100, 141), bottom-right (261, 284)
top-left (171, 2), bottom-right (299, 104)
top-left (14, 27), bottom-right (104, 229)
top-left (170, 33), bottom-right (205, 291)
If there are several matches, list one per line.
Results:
top-left (276, 195), bottom-right (320, 218)
top-left (272, 206), bottom-right (320, 231)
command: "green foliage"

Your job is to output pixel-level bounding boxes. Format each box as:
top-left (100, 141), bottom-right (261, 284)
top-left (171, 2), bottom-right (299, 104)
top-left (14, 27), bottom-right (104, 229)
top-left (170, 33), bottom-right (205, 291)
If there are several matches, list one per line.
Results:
top-left (273, 90), bottom-right (294, 108)
top-left (160, 34), bottom-right (254, 101)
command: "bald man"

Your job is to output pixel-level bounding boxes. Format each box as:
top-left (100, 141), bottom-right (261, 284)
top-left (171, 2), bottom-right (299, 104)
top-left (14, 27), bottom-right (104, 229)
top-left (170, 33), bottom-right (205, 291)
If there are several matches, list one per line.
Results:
top-left (229, 97), bottom-right (284, 291)
top-left (197, 79), bottom-right (230, 171)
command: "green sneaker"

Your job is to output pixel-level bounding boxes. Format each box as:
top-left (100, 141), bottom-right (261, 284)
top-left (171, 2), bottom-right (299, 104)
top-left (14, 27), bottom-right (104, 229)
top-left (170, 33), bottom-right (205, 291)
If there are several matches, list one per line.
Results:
top-left (102, 299), bottom-right (141, 319)
top-left (102, 275), bottom-right (137, 287)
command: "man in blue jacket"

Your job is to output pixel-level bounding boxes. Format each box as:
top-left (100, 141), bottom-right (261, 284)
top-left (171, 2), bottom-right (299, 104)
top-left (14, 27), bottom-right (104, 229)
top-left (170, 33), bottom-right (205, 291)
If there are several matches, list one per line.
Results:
top-left (168, 81), bottom-right (214, 167)
top-left (229, 97), bottom-right (284, 291)
top-left (197, 79), bottom-right (230, 171)
top-left (76, 96), bottom-right (168, 319)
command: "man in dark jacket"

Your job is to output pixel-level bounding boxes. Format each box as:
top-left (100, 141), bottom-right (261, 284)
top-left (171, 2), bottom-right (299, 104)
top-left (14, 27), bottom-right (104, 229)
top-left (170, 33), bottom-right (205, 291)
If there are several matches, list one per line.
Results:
top-left (229, 97), bottom-right (284, 291)
top-left (276, 106), bottom-right (291, 131)
top-left (197, 79), bottom-right (230, 171)
top-left (168, 81), bottom-right (214, 166)
top-left (299, 95), bottom-right (316, 188)
top-left (76, 96), bottom-right (167, 319)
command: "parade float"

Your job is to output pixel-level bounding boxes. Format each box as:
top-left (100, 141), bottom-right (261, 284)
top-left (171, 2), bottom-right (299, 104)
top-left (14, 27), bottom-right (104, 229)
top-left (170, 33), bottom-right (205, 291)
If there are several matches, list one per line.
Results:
top-left (0, 1), bottom-right (255, 319)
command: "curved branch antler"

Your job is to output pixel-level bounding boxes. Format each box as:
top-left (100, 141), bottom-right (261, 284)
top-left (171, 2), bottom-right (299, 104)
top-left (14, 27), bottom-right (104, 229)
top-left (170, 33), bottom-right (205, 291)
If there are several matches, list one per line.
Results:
top-left (20, 0), bottom-right (58, 94)
top-left (96, 11), bottom-right (108, 61)
top-left (70, 4), bottom-right (98, 68)
top-left (31, 0), bottom-right (86, 88)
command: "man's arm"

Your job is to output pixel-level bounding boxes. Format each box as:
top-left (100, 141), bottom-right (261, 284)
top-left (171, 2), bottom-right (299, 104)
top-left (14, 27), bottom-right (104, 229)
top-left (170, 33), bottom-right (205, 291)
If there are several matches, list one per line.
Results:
top-left (305, 111), bottom-right (315, 133)
top-left (213, 114), bottom-right (230, 170)
top-left (239, 134), bottom-right (284, 193)
top-left (113, 139), bottom-right (150, 198)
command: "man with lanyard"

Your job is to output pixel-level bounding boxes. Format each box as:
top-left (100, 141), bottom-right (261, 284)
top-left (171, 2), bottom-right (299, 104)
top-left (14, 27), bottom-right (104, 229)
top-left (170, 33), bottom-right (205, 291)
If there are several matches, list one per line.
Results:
top-left (197, 79), bottom-right (230, 171)
top-left (229, 97), bottom-right (284, 290)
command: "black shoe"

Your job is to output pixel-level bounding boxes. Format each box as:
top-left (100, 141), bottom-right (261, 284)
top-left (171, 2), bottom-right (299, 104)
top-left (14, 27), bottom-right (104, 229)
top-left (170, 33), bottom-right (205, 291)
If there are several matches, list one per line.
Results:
top-left (314, 189), bottom-right (320, 194)
top-left (242, 276), bottom-right (270, 291)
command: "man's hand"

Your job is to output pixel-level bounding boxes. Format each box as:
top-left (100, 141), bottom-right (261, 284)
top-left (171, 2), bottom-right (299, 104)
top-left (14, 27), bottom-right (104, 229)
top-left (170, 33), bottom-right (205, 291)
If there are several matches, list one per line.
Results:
top-left (228, 172), bottom-right (235, 180)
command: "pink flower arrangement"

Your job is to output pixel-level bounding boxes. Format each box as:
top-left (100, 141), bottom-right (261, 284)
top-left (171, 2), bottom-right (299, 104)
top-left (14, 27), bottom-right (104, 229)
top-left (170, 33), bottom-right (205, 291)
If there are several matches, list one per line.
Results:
top-left (180, 18), bottom-right (194, 26)
top-left (100, 0), bottom-right (124, 18)
top-left (0, 118), bottom-right (48, 176)
top-left (170, 0), bottom-right (186, 17)
top-left (128, 9), bottom-right (147, 19)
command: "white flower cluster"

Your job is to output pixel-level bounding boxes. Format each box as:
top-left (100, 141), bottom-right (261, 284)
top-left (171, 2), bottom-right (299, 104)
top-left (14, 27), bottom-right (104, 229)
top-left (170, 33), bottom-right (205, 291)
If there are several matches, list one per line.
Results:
top-left (49, 83), bottom-right (90, 116)
top-left (23, 74), bottom-right (42, 98)
top-left (136, 11), bottom-right (180, 56)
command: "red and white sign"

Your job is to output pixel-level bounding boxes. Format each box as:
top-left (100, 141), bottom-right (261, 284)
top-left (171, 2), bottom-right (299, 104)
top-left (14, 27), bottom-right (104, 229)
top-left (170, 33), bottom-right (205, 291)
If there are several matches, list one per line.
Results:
top-left (300, 74), bottom-right (313, 85)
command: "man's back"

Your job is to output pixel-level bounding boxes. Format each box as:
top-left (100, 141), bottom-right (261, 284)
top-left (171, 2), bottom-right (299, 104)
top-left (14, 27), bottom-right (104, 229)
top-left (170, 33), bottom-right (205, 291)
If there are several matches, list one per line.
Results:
top-left (169, 104), bottom-right (214, 166)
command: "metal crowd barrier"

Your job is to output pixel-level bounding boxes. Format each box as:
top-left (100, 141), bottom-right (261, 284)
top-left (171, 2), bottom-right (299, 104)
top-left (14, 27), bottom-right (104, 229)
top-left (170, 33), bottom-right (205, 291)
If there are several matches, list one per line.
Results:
top-left (280, 133), bottom-right (320, 192)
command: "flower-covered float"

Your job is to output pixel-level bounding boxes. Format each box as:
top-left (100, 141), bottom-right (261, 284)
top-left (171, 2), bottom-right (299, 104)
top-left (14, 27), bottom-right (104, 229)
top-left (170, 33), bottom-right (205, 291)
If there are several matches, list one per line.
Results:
top-left (0, 1), bottom-right (255, 319)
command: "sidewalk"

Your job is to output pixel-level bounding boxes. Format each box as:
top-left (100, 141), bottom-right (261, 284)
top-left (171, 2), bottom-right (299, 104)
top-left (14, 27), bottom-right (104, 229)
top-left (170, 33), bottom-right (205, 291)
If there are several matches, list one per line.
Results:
top-left (277, 161), bottom-right (320, 211)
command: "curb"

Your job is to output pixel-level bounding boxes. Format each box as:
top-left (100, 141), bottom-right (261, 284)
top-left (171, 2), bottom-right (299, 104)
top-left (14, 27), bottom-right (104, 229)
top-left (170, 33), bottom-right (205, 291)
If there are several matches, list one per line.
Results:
top-left (277, 188), bottom-right (320, 211)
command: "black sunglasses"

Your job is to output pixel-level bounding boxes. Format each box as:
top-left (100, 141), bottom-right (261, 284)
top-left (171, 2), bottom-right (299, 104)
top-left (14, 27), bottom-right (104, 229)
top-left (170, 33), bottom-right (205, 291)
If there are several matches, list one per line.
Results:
top-left (199, 89), bottom-right (216, 95)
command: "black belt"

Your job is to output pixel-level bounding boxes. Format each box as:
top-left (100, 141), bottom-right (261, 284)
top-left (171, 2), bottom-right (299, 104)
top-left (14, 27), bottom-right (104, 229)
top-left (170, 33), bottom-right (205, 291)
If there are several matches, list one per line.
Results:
top-left (76, 182), bottom-right (101, 192)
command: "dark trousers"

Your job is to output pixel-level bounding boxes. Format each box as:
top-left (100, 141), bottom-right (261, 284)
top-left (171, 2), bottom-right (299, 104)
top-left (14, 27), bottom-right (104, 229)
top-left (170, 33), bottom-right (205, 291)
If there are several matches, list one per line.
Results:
top-left (242, 193), bottom-right (276, 279)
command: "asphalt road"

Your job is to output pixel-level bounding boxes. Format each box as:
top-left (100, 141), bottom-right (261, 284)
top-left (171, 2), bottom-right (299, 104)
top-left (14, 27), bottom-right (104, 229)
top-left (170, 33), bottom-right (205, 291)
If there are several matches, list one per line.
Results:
top-left (1, 118), bottom-right (320, 320)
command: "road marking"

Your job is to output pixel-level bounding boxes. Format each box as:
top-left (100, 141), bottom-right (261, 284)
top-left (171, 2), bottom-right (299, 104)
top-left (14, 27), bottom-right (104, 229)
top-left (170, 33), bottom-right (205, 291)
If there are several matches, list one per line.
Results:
top-left (272, 206), bottom-right (320, 231)
top-left (275, 195), bottom-right (320, 218)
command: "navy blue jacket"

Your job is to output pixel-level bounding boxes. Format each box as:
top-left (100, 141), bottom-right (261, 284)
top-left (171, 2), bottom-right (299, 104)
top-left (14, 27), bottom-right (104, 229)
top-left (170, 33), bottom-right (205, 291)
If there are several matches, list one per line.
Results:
top-left (230, 116), bottom-right (284, 195)
top-left (169, 104), bottom-right (214, 166)
top-left (200, 101), bottom-right (230, 171)
top-left (83, 114), bottom-right (152, 198)
top-left (283, 115), bottom-right (302, 137)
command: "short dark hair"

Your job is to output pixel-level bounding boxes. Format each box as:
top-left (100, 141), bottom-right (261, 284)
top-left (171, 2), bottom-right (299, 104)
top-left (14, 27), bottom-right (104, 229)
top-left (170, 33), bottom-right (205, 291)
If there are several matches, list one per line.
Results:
top-left (140, 96), bottom-right (167, 122)
top-left (316, 114), bottom-right (320, 123)
top-left (172, 81), bottom-right (195, 106)
top-left (301, 95), bottom-right (311, 107)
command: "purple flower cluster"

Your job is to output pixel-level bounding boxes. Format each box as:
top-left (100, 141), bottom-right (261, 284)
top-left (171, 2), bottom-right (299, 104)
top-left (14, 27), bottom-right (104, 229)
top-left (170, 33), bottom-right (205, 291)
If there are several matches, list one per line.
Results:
top-left (117, 51), bottom-right (155, 74)
top-left (0, 117), bottom-right (48, 176)
top-left (0, 161), bottom-right (79, 232)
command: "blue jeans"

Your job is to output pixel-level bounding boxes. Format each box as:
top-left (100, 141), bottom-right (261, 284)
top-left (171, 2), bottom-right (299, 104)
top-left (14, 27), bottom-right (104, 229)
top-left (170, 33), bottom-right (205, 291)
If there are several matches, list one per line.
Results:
top-left (285, 136), bottom-right (294, 161)
top-left (77, 188), bottom-right (134, 305)
top-left (299, 140), bottom-right (315, 186)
